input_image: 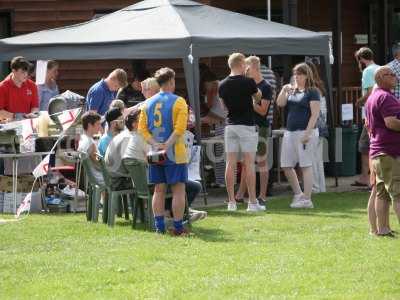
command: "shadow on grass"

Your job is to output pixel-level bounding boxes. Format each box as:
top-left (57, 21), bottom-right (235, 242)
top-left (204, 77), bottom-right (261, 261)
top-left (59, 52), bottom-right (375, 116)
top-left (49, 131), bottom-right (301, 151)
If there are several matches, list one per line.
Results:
top-left (206, 208), bottom-right (357, 220)
top-left (268, 210), bottom-right (357, 219)
top-left (201, 193), bottom-right (369, 220)
top-left (115, 219), bottom-right (232, 242)
top-left (115, 219), bottom-right (135, 227)
top-left (205, 207), bottom-right (266, 218)
top-left (191, 226), bottom-right (232, 242)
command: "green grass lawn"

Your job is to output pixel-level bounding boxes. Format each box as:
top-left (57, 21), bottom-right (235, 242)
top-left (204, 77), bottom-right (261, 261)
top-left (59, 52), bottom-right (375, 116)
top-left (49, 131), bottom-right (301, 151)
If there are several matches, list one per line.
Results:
top-left (1, 192), bottom-right (400, 299)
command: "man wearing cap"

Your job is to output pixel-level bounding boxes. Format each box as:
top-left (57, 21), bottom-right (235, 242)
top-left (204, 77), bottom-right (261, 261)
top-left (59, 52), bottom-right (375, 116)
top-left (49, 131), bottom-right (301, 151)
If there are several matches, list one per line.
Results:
top-left (388, 43), bottom-right (400, 100)
top-left (86, 68), bottom-right (128, 116)
top-left (0, 56), bottom-right (39, 121)
top-left (98, 108), bottom-right (125, 157)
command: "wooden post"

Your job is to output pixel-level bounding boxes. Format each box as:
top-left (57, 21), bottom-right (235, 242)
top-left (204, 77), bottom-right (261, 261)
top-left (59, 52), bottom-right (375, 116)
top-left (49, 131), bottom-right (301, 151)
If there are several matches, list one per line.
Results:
top-left (383, 0), bottom-right (389, 63)
top-left (282, 0), bottom-right (298, 82)
top-left (332, 0), bottom-right (342, 126)
top-left (331, 0), bottom-right (342, 187)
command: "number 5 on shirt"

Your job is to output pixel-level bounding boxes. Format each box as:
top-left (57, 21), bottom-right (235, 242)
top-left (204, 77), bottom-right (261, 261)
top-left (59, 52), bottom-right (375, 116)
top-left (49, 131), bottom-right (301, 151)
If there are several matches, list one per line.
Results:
top-left (154, 103), bottom-right (162, 127)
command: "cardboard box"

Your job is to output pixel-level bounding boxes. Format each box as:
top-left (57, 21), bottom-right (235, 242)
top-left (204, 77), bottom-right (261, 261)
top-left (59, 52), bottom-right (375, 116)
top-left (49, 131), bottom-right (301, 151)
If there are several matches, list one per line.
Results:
top-left (2, 192), bottom-right (41, 213)
top-left (0, 176), bottom-right (13, 192)
top-left (3, 192), bottom-right (27, 214)
top-left (0, 175), bottom-right (39, 193)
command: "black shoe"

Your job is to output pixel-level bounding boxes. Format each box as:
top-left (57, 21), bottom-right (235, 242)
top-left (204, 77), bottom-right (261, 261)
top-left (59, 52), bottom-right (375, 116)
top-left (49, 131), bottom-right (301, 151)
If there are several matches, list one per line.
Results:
top-left (377, 232), bottom-right (396, 238)
top-left (235, 198), bottom-right (245, 203)
top-left (257, 197), bottom-right (267, 206)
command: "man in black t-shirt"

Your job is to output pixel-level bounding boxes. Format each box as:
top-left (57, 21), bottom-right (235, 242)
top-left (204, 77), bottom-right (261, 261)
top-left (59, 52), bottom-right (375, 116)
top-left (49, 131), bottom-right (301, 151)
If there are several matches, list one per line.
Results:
top-left (218, 53), bottom-right (265, 213)
top-left (116, 71), bottom-right (148, 108)
top-left (234, 56), bottom-right (273, 206)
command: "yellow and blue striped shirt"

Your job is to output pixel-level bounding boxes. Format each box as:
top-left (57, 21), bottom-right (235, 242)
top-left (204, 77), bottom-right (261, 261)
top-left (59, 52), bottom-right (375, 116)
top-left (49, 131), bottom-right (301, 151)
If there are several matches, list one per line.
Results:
top-left (138, 92), bottom-right (188, 164)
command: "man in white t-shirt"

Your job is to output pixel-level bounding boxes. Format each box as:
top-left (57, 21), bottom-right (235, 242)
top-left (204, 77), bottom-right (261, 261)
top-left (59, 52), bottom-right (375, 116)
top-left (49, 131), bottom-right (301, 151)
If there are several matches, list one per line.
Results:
top-left (104, 112), bottom-right (142, 190)
top-left (77, 111), bottom-right (104, 185)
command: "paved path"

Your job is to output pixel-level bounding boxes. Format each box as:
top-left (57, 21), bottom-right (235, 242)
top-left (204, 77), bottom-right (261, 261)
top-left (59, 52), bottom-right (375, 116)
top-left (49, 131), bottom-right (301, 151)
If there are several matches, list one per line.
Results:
top-left (193, 175), bottom-right (370, 209)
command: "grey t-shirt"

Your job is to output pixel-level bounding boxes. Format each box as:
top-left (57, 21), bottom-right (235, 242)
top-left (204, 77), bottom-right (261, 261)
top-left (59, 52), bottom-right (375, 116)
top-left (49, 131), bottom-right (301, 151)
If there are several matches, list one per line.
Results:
top-left (78, 133), bottom-right (104, 184)
top-left (105, 130), bottom-right (131, 176)
top-left (123, 131), bottom-right (150, 162)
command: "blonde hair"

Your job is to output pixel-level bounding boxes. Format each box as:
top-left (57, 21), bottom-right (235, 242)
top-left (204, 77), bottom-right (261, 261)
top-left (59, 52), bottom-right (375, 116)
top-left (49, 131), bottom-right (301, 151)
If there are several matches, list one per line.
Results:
top-left (141, 77), bottom-right (160, 92)
top-left (228, 53), bottom-right (245, 69)
top-left (293, 63), bottom-right (317, 91)
top-left (109, 68), bottom-right (128, 88)
top-left (110, 99), bottom-right (125, 112)
top-left (245, 56), bottom-right (260, 70)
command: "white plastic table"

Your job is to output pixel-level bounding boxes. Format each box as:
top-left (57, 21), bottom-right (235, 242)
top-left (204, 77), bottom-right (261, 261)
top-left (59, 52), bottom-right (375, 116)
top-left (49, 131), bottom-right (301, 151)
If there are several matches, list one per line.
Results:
top-left (0, 152), bottom-right (52, 213)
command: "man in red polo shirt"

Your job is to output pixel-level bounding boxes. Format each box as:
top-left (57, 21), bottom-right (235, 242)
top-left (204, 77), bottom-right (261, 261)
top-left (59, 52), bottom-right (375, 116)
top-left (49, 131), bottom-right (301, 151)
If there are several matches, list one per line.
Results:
top-left (0, 56), bottom-right (39, 121)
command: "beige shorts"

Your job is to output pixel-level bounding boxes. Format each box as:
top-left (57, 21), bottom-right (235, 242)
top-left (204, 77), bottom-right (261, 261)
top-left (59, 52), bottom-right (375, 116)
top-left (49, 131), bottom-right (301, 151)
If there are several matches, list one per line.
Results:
top-left (224, 125), bottom-right (258, 153)
top-left (372, 155), bottom-right (400, 202)
top-left (280, 129), bottom-right (319, 168)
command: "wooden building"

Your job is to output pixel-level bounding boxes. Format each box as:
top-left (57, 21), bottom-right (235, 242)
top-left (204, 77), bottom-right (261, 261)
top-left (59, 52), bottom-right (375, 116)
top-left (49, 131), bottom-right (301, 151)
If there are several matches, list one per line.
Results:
top-left (0, 0), bottom-right (399, 122)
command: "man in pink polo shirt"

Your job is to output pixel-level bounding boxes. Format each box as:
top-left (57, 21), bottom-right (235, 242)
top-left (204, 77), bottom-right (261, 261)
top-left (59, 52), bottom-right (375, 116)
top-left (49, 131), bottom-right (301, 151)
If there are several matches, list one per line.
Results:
top-left (0, 56), bottom-right (39, 121)
top-left (365, 66), bottom-right (400, 237)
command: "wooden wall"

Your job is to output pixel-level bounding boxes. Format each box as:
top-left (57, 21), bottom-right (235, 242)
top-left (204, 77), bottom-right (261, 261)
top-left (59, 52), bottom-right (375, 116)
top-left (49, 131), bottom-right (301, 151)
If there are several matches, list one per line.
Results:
top-left (297, 0), bottom-right (370, 88)
top-left (0, 0), bottom-right (371, 98)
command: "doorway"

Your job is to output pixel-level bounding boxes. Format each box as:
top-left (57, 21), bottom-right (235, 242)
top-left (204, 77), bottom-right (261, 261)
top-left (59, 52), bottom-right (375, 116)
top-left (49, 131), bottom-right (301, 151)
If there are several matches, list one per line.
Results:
top-left (0, 12), bottom-right (11, 80)
top-left (389, 2), bottom-right (400, 56)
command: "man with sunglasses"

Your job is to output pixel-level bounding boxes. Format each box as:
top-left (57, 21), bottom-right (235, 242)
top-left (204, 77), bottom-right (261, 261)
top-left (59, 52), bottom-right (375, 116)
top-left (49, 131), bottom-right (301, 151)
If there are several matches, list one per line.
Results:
top-left (98, 108), bottom-right (125, 157)
top-left (365, 66), bottom-right (400, 237)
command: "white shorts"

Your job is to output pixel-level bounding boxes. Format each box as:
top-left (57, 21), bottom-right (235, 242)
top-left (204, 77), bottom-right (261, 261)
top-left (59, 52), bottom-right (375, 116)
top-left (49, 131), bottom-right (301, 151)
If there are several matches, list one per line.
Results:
top-left (280, 129), bottom-right (319, 168)
top-left (224, 125), bottom-right (258, 153)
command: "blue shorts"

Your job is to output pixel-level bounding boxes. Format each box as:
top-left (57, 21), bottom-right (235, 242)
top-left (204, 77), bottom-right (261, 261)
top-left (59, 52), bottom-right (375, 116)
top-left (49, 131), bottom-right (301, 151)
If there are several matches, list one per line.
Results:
top-left (149, 164), bottom-right (188, 185)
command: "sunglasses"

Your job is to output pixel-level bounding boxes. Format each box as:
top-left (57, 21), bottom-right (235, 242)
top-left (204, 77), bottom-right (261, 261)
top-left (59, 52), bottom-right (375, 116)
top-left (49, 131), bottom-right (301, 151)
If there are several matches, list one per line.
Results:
top-left (383, 73), bottom-right (396, 77)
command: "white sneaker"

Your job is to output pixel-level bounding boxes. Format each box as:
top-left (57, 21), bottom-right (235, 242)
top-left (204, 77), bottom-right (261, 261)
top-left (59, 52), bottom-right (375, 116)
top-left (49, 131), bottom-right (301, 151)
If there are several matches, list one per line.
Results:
top-left (227, 202), bottom-right (237, 211)
top-left (246, 202), bottom-right (266, 212)
top-left (290, 193), bottom-right (304, 208)
top-left (189, 208), bottom-right (207, 223)
top-left (291, 199), bottom-right (314, 209)
top-left (301, 199), bottom-right (314, 208)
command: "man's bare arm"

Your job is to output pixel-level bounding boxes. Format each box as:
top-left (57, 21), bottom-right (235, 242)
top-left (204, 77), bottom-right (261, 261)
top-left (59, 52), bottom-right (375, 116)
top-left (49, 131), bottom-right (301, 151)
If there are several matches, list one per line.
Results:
top-left (252, 89), bottom-right (262, 105)
top-left (253, 99), bottom-right (270, 116)
top-left (384, 116), bottom-right (400, 132)
top-left (0, 110), bottom-right (14, 120)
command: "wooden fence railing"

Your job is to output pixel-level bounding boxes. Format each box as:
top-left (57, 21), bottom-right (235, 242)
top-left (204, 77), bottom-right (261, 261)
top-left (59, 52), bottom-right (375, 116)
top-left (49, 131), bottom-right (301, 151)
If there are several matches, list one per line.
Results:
top-left (332, 86), bottom-right (362, 125)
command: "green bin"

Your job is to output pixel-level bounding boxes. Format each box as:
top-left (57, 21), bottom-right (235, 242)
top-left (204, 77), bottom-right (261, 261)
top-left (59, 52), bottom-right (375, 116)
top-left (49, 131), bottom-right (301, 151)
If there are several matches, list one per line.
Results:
top-left (324, 125), bottom-right (359, 177)
top-left (339, 125), bottom-right (359, 176)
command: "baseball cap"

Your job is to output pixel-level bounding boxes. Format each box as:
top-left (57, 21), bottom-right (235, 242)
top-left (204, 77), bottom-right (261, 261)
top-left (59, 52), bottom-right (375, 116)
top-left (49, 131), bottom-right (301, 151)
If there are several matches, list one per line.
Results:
top-left (105, 108), bottom-right (123, 125)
